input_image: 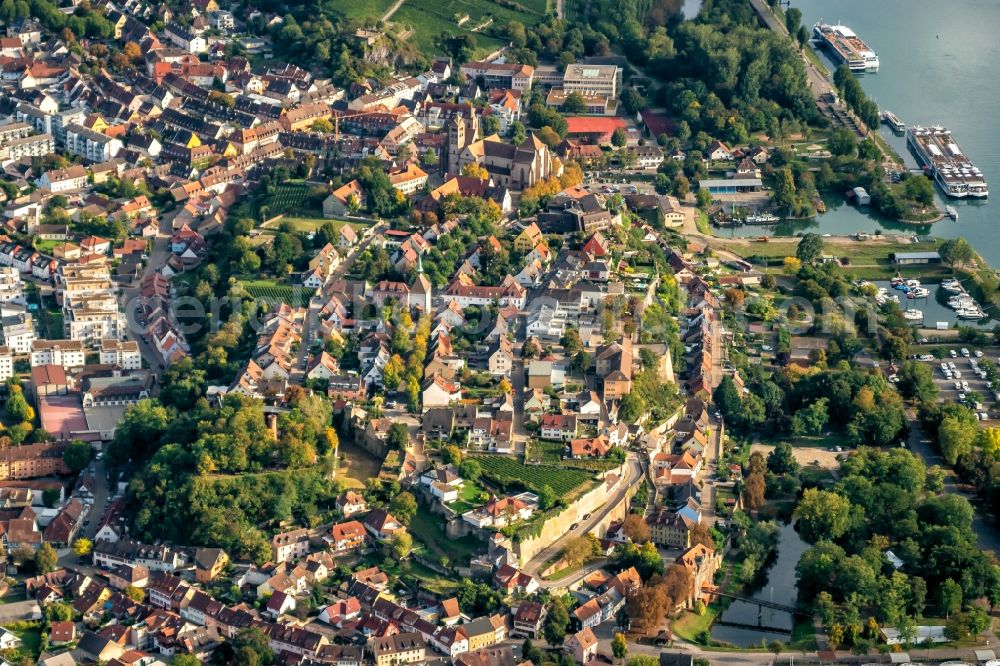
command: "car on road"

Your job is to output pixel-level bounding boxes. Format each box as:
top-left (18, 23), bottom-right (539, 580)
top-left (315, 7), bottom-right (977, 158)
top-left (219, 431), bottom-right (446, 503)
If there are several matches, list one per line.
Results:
top-left (950, 349), bottom-right (958, 358)
top-left (976, 350), bottom-right (984, 357)
top-left (583, 513), bottom-right (591, 520)
top-left (962, 348), bottom-right (971, 357)
top-left (570, 523), bottom-right (579, 531)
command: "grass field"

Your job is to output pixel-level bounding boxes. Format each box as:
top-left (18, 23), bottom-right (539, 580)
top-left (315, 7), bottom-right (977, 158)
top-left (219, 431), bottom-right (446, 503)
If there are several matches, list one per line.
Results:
top-left (393, 0), bottom-right (545, 58)
top-left (262, 216), bottom-right (369, 234)
top-left (338, 441), bottom-right (383, 489)
top-left (239, 279), bottom-right (310, 306)
top-left (473, 455), bottom-right (594, 497)
top-left (408, 509), bottom-right (482, 563)
top-left (327, 0), bottom-right (397, 21)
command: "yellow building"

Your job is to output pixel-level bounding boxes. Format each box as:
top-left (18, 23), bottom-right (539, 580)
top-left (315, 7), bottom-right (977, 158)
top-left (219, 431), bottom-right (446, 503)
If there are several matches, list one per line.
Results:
top-left (460, 614), bottom-right (507, 650)
top-left (513, 222), bottom-right (543, 253)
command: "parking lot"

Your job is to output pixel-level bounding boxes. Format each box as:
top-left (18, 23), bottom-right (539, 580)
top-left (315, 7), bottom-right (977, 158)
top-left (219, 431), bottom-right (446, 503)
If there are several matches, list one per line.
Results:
top-left (923, 347), bottom-right (998, 420)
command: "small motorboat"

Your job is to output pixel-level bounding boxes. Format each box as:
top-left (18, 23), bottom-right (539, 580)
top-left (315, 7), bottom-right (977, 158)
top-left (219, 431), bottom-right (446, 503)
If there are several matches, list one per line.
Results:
top-left (903, 309), bottom-right (924, 321)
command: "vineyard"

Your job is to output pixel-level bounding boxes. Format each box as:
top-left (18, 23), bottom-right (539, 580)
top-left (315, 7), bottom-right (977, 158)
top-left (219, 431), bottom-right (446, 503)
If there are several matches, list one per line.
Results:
top-left (240, 280), bottom-right (309, 306)
top-left (473, 455), bottom-right (594, 497)
top-left (252, 182), bottom-right (326, 220)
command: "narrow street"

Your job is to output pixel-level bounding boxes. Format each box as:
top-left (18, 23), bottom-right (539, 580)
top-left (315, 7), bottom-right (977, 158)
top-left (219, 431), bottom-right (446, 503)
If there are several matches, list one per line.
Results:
top-left (120, 209), bottom-right (176, 370)
top-left (521, 455), bottom-right (643, 578)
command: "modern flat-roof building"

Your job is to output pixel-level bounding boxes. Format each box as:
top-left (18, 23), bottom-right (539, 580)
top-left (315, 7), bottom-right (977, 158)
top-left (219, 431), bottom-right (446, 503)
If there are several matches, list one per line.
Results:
top-left (561, 63), bottom-right (621, 98)
top-left (698, 178), bottom-right (763, 194)
top-left (892, 251), bottom-right (942, 265)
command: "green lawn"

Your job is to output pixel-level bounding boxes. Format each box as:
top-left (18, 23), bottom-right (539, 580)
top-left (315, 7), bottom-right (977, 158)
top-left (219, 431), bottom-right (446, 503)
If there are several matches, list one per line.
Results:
top-left (393, 0), bottom-right (536, 57)
top-left (328, 0), bottom-right (397, 21)
top-left (770, 433), bottom-right (852, 449)
top-left (408, 509), bottom-right (483, 564)
top-left (446, 481), bottom-right (486, 514)
top-left (262, 216), bottom-right (369, 234)
top-left (33, 239), bottom-right (62, 254)
top-left (671, 601), bottom-right (726, 643)
top-left (4, 625), bottom-right (42, 663)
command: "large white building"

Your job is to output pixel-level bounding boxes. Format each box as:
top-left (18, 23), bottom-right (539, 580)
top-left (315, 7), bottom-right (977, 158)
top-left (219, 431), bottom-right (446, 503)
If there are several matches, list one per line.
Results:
top-left (0, 347), bottom-right (11, 381)
top-left (64, 293), bottom-right (126, 343)
top-left (31, 339), bottom-right (85, 369)
top-left (0, 312), bottom-right (33, 353)
top-left (562, 63), bottom-right (621, 97)
top-left (100, 339), bottom-right (142, 370)
top-left (0, 267), bottom-right (24, 304)
top-left (64, 123), bottom-right (122, 162)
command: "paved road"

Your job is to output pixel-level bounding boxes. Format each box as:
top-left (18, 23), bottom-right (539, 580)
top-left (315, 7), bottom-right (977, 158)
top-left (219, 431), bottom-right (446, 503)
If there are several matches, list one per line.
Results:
top-left (522, 454), bottom-right (643, 577)
top-left (121, 210), bottom-right (176, 371)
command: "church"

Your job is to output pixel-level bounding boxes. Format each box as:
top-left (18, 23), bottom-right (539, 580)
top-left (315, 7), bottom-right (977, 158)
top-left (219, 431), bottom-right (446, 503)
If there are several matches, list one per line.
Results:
top-left (446, 114), bottom-right (556, 191)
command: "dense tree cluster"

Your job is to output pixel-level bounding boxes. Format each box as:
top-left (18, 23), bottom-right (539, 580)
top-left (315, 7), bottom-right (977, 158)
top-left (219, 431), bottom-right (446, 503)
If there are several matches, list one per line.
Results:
top-left (113, 393), bottom-right (339, 563)
top-left (795, 448), bottom-right (1000, 643)
top-left (716, 355), bottom-right (907, 447)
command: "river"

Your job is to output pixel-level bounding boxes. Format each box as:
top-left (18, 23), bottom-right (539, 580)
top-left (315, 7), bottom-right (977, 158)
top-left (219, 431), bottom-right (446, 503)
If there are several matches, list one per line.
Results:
top-left (723, 0), bottom-right (1000, 266)
top-left (710, 522), bottom-right (810, 647)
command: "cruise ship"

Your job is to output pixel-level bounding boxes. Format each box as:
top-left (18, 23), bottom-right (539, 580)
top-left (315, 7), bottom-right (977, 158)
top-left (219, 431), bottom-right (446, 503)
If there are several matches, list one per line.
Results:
top-left (812, 23), bottom-right (879, 71)
top-left (907, 125), bottom-right (989, 198)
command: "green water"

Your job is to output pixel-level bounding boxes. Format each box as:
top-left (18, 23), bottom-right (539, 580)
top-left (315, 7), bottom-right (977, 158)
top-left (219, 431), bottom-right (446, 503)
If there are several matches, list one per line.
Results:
top-left (726, 0), bottom-right (1000, 264)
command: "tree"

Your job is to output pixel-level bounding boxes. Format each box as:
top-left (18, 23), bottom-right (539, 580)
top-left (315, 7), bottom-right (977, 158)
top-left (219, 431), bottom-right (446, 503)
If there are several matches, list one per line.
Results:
top-left (562, 92), bottom-right (587, 114)
top-left (35, 542), bottom-right (57, 574)
top-left (724, 288), bottom-right (746, 308)
top-left (782, 256), bottom-right (801, 274)
top-left (390, 531), bottom-right (413, 560)
top-left (828, 128), bottom-right (857, 156)
top-left (538, 485), bottom-right (557, 510)
top-left (543, 598), bottom-right (570, 647)
top-left (63, 439), bottom-right (93, 473)
top-left (231, 628), bottom-right (275, 665)
top-left (904, 176), bottom-right (935, 206)
top-left (622, 514), bottom-right (650, 543)
top-left (795, 488), bottom-right (853, 543)
top-left (767, 442), bottom-right (799, 475)
top-left (612, 632), bottom-right (628, 662)
top-left (172, 655), bottom-right (202, 666)
top-left (940, 237), bottom-right (975, 267)
top-left (124, 585), bottom-right (145, 602)
top-left (388, 492), bottom-right (418, 524)
top-left (897, 360), bottom-right (938, 403)
top-left (522, 638), bottom-right (543, 665)
top-left (457, 459), bottom-right (481, 483)
top-left (938, 578), bottom-right (962, 618)
top-left (73, 537), bottom-right (93, 557)
top-left (742, 471), bottom-right (766, 510)
top-left (536, 126), bottom-right (562, 148)
top-left (611, 128), bottom-right (628, 148)
top-left (796, 233), bottom-right (825, 264)
top-left (938, 413), bottom-right (978, 465)
top-left (387, 423), bottom-right (409, 451)
top-left (461, 163), bottom-right (490, 180)
top-left (619, 392), bottom-right (646, 423)
top-left (792, 398), bottom-right (829, 436)
top-left (421, 149), bottom-right (439, 168)
top-left (4, 384), bottom-right (33, 423)
top-left (784, 6), bottom-right (802, 34)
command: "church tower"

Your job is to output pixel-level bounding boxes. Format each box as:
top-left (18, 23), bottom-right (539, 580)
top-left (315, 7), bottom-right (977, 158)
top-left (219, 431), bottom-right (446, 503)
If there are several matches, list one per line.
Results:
top-left (446, 116), bottom-right (466, 176)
